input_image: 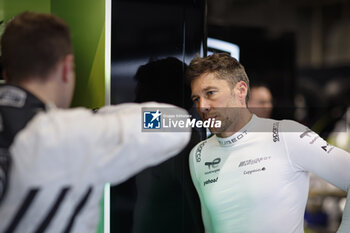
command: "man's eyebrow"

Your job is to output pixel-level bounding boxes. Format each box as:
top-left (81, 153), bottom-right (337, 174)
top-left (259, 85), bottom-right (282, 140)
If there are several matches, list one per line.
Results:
top-left (202, 86), bottom-right (218, 92)
top-left (191, 86), bottom-right (218, 99)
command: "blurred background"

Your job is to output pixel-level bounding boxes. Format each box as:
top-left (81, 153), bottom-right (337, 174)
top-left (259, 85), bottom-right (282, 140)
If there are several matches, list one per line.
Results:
top-left (207, 0), bottom-right (350, 137)
top-left (0, 0), bottom-right (349, 232)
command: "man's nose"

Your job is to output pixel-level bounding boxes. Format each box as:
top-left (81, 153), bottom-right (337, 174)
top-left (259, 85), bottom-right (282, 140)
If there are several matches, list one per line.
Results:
top-left (197, 98), bottom-right (210, 114)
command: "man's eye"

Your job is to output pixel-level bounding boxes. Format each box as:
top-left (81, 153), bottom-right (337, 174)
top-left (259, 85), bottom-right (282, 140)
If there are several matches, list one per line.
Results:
top-left (192, 97), bottom-right (199, 103)
top-left (207, 91), bottom-right (215, 96)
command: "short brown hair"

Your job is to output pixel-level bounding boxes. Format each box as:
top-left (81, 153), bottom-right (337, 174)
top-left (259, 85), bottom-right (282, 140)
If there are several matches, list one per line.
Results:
top-left (1, 12), bottom-right (72, 83)
top-left (186, 53), bottom-right (250, 103)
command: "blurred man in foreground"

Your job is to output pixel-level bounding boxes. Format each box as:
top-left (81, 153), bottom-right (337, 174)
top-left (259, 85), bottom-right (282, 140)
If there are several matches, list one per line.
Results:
top-left (187, 53), bottom-right (350, 233)
top-left (0, 12), bottom-right (190, 233)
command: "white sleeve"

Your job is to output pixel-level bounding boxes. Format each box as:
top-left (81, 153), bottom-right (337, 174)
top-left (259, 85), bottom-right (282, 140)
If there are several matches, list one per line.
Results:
top-left (282, 120), bottom-right (350, 233)
top-left (189, 147), bottom-right (213, 233)
top-left (11, 102), bottom-right (191, 186)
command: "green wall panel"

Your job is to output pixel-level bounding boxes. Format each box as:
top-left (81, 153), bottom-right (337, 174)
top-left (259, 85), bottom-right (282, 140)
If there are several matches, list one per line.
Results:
top-left (3, 0), bottom-right (50, 21)
top-left (1, 0), bottom-right (106, 108)
top-left (87, 25), bottom-right (106, 108)
top-left (0, 0), bottom-right (4, 37)
top-left (1, 0), bottom-right (50, 40)
top-left (51, 0), bottom-right (105, 108)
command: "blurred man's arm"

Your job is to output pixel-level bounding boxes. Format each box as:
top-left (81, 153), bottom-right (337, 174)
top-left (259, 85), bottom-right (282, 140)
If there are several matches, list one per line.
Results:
top-left (11, 102), bottom-right (191, 186)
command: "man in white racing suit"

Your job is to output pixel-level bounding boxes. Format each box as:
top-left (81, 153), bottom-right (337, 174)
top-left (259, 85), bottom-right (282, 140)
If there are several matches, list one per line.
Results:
top-left (187, 53), bottom-right (350, 233)
top-left (0, 12), bottom-right (191, 233)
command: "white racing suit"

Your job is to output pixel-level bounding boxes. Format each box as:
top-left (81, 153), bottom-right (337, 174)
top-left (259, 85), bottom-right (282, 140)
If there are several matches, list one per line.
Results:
top-left (0, 85), bottom-right (191, 233)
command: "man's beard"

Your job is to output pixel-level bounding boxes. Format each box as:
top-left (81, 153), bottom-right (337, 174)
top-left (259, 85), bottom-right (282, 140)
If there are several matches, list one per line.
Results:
top-left (206, 108), bottom-right (241, 135)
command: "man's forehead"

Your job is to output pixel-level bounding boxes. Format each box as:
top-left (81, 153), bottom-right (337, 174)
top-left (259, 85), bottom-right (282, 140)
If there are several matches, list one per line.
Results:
top-left (191, 74), bottom-right (230, 90)
top-left (191, 73), bottom-right (218, 86)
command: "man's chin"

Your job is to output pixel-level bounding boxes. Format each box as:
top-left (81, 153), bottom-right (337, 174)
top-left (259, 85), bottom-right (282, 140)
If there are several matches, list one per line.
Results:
top-left (208, 126), bottom-right (224, 135)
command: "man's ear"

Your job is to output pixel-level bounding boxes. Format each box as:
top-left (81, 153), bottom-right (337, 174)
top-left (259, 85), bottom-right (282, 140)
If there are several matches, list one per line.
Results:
top-left (234, 81), bottom-right (248, 105)
top-left (62, 54), bottom-right (74, 83)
